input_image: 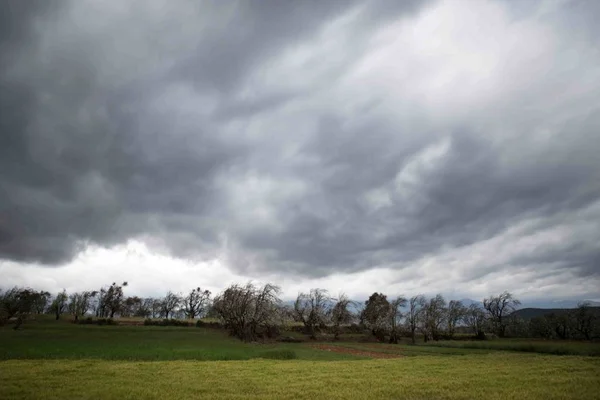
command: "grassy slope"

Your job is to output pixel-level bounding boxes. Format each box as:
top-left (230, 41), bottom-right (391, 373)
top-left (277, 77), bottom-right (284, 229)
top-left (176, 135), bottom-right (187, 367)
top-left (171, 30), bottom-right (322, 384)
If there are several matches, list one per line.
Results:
top-left (421, 339), bottom-right (600, 356)
top-left (0, 323), bottom-right (360, 361)
top-left (2, 355), bottom-right (599, 399)
top-left (2, 321), bottom-right (600, 399)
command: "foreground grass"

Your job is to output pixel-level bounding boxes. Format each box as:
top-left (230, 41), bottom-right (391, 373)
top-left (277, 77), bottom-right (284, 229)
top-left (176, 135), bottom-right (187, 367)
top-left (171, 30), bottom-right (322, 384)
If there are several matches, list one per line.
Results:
top-left (1, 354), bottom-right (599, 399)
top-left (0, 323), bottom-right (359, 361)
top-left (422, 339), bottom-right (600, 356)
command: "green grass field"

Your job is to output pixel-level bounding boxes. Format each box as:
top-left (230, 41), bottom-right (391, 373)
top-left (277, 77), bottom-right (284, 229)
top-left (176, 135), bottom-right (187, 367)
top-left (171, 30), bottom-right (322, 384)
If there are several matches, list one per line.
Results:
top-left (1, 321), bottom-right (599, 399)
top-left (0, 322), bottom-right (358, 361)
top-left (422, 338), bottom-right (600, 356)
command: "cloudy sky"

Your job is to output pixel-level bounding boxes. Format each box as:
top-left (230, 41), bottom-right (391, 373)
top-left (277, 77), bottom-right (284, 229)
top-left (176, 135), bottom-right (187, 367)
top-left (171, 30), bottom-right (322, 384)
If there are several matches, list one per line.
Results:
top-left (1, 0), bottom-right (599, 303)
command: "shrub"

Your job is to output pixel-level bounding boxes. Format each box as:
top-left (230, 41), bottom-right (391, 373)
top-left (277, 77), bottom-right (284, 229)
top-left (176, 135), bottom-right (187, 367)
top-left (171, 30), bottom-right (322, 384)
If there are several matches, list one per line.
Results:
top-left (259, 349), bottom-right (297, 360)
top-left (277, 336), bottom-right (303, 343)
top-left (195, 320), bottom-right (223, 329)
top-left (76, 317), bottom-right (116, 325)
top-left (143, 318), bottom-right (193, 327)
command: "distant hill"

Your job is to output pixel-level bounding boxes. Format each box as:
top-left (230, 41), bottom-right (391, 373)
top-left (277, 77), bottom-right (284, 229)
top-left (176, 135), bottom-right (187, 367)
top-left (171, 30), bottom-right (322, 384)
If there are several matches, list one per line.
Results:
top-left (512, 307), bottom-right (600, 320)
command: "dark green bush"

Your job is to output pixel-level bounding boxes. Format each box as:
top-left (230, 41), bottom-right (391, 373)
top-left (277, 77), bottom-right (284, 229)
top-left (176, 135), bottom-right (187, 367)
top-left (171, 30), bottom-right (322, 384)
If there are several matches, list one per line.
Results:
top-left (259, 349), bottom-right (297, 360)
top-left (76, 317), bottom-right (116, 325)
top-left (195, 320), bottom-right (223, 329)
top-left (143, 318), bottom-right (193, 327)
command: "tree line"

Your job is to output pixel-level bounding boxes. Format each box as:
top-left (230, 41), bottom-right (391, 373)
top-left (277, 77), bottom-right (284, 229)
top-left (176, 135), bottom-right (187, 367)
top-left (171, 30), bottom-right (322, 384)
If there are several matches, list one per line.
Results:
top-left (0, 283), bottom-right (211, 327)
top-left (1, 283), bottom-right (597, 342)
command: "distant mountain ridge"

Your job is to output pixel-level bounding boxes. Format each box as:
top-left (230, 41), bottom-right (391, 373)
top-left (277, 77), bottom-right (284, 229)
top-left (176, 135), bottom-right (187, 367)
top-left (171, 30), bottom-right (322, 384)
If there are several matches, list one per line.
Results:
top-left (512, 306), bottom-right (600, 320)
top-left (458, 299), bottom-right (600, 309)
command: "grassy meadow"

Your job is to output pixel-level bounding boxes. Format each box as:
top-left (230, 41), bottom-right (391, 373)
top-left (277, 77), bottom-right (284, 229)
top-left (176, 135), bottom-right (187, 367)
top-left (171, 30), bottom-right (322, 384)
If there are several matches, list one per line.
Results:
top-left (1, 319), bottom-right (600, 399)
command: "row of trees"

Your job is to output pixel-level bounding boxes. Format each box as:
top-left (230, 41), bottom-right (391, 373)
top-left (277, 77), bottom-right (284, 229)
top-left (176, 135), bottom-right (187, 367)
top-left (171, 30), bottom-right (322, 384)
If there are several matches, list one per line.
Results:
top-left (0, 284), bottom-right (211, 325)
top-left (2, 283), bottom-right (597, 342)
top-left (527, 306), bottom-right (597, 340)
top-left (291, 289), bottom-right (521, 343)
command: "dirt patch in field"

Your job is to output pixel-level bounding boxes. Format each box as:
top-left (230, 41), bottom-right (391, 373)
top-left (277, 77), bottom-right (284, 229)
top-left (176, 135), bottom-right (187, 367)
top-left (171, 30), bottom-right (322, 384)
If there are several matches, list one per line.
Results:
top-left (309, 344), bottom-right (402, 359)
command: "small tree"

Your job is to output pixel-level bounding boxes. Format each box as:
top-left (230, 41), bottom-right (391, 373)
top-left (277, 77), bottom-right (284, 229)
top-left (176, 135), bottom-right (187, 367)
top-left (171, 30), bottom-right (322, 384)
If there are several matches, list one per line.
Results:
top-left (32, 291), bottom-right (51, 314)
top-left (446, 300), bottom-right (466, 339)
top-left (212, 282), bottom-right (281, 341)
top-left (68, 291), bottom-right (97, 321)
top-left (182, 287), bottom-right (211, 319)
top-left (389, 296), bottom-right (407, 344)
top-left (406, 295), bottom-right (426, 344)
top-left (463, 303), bottom-right (486, 339)
top-left (150, 298), bottom-right (163, 318)
top-left (50, 290), bottom-right (68, 320)
top-left (421, 294), bottom-right (447, 341)
top-left (330, 293), bottom-right (356, 340)
top-left (96, 282), bottom-right (128, 318)
top-left (362, 292), bottom-right (390, 342)
top-left (161, 291), bottom-right (182, 319)
top-left (294, 289), bottom-right (332, 339)
top-left (483, 291), bottom-right (521, 337)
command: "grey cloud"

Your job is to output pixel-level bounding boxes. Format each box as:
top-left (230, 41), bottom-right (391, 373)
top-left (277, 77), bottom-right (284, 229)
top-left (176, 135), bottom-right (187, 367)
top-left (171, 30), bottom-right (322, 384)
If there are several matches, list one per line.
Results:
top-left (0, 0), bottom-right (599, 297)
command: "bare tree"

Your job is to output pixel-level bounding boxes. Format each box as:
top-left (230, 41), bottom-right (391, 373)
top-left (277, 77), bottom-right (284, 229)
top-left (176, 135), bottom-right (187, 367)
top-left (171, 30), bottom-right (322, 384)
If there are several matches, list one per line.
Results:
top-left (50, 290), bottom-right (68, 320)
top-left (68, 291), bottom-right (97, 321)
top-left (330, 293), bottom-right (356, 340)
top-left (421, 294), bottom-right (447, 341)
top-left (483, 291), bottom-right (521, 337)
top-left (406, 295), bottom-right (426, 344)
top-left (463, 303), bottom-right (487, 339)
top-left (96, 282), bottom-right (128, 318)
top-left (389, 296), bottom-right (407, 344)
top-left (212, 282), bottom-right (281, 341)
top-left (150, 298), bottom-right (163, 318)
top-left (362, 292), bottom-right (390, 342)
top-left (182, 287), bottom-right (211, 319)
top-left (294, 288), bottom-right (332, 339)
top-left (446, 300), bottom-right (466, 339)
top-left (161, 291), bottom-right (182, 319)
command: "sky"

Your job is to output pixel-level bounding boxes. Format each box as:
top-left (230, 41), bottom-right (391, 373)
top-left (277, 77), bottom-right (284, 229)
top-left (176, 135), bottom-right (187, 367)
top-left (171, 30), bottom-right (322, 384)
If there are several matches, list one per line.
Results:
top-left (1, 0), bottom-right (599, 304)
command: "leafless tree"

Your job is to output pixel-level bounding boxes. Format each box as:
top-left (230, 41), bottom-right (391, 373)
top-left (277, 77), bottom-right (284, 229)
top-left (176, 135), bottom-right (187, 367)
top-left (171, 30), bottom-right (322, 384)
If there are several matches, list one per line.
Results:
top-left (96, 282), bottom-right (128, 318)
top-left (294, 288), bottom-right (332, 339)
top-left (330, 293), bottom-right (356, 340)
top-left (50, 290), bottom-right (68, 320)
top-left (446, 300), bottom-right (466, 339)
top-left (68, 291), bottom-right (97, 321)
top-left (161, 291), bottom-right (182, 319)
top-left (421, 294), bottom-right (447, 341)
top-left (463, 303), bottom-right (487, 339)
top-left (182, 287), bottom-right (211, 319)
top-left (389, 296), bottom-right (407, 344)
top-left (483, 291), bottom-right (521, 337)
top-left (406, 295), bottom-right (426, 344)
top-left (150, 298), bottom-right (163, 318)
top-left (212, 282), bottom-right (282, 341)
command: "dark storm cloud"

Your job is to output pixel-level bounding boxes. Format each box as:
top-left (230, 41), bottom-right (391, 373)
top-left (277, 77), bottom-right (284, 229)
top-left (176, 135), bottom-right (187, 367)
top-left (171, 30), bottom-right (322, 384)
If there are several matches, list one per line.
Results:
top-left (0, 0), bottom-right (599, 292)
top-left (0, 0), bottom-right (430, 265)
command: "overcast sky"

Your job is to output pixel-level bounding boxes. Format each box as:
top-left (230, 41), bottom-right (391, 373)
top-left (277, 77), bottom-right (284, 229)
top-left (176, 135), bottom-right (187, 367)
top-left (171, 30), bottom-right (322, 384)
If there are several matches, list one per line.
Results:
top-left (1, 0), bottom-right (599, 303)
